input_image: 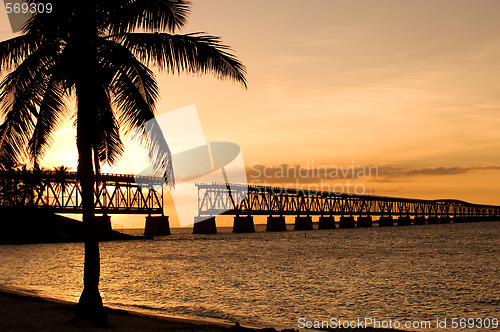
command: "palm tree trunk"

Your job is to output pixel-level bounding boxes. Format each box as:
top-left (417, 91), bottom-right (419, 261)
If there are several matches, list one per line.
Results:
top-left (75, 101), bottom-right (106, 325)
top-left (73, 1), bottom-right (106, 325)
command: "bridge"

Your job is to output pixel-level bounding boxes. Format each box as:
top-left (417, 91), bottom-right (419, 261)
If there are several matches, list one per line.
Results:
top-left (0, 170), bottom-right (164, 214)
top-left (0, 169), bottom-right (168, 235)
top-left (1, 170), bottom-right (499, 236)
top-left (194, 182), bottom-right (500, 233)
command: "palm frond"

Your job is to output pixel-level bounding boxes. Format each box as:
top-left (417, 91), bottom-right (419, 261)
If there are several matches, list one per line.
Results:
top-left (0, 45), bottom-right (61, 166)
top-left (0, 34), bottom-right (40, 72)
top-left (100, 45), bottom-right (173, 186)
top-left (141, 117), bottom-right (174, 187)
top-left (28, 77), bottom-right (69, 163)
top-left (102, 0), bottom-right (191, 35)
top-left (22, 1), bottom-right (79, 40)
top-left (114, 32), bottom-right (247, 88)
top-left (98, 39), bottom-right (159, 111)
top-left (0, 121), bottom-right (28, 168)
top-left (0, 42), bottom-right (62, 114)
top-left (114, 79), bottom-right (173, 186)
top-left (93, 84), bottom-right (124, 166)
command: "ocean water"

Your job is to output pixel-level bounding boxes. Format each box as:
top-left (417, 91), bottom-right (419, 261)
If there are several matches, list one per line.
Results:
top-left (0, 221), bottom-right (499, 331)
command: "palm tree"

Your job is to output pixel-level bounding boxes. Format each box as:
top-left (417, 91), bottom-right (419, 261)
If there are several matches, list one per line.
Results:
top-left (53, 165), bottom-right (71, 199)
top-left (0, 0), bottom-right (246, 324)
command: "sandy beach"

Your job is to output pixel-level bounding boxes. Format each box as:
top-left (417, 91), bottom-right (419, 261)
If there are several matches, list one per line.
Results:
top-left (0, 287), bottom-right (292, 332)
top-left (0, 286), bottom-right (411, 332)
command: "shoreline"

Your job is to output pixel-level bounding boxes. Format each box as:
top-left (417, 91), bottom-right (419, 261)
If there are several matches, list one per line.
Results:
top-left (0, 286), bottom-right (410, 331)
top-left (0, 286), bottom-right (283, 331)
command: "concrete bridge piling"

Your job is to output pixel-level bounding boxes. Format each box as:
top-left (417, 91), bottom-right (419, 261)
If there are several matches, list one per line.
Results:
top-left (95, 215), bottom-right (112, 232)
top-left (356, 216), bottom-right (373, 227)
top-left (318, 216), bottom-right (336, 229)
top-left (413, 216), bottom-right (427, 225)
top-left (453, 216), bottom-right (470, 223)
top-left (144, 215), bottom-right (171, 236)
top-left (294, 216), bottom-right (314, 230)
top-left (266, 216), bottom-right (287, 231)
top-left (378, 216), bottom-right (394, 227)
top-left (427, 216), bottom-right (440, 224)
top-left (339, 216), bottom-right (356, 228)
top-left (439, 216), bottom-right (451, 224)
top-left (233, 216), bottom-right (255, 233)
top-left (193, 217), bottom-right (217, 234)
top-left (397, 216), bottom-right (412, 226)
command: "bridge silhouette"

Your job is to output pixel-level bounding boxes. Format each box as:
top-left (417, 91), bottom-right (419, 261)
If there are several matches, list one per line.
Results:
top-left (0, 170), bottom-right (163, 214)
top-left (194, 182), bottom-right (500, 233)
top-left (0, 169), bottom-right (168, 235)
top-left (1, 170), bottom-right (499, 235)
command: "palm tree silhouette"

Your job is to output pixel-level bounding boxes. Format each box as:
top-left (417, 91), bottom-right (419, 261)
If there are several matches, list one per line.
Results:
top-left (0, 0), bottom-right (246, 324)
top-left (53, 165), bottom-right (71, 199)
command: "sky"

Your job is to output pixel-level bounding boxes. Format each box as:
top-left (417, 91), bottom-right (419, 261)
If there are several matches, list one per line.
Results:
top-left (1, 0), bottom-right (500, 228)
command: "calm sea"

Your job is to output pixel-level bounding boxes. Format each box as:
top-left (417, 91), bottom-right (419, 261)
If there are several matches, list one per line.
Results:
top-left (0, 221), bottom-right (499, 331)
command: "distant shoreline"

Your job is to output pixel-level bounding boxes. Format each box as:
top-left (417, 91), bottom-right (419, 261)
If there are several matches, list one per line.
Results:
top-left (0, 208), bottom-right (143, 245)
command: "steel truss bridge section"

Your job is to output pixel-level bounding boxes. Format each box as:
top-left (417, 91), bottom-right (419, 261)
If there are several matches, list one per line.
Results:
top-left (0, 170), bottom-right (164, 214)
top-left (197, 183), bottom-right (500, 218)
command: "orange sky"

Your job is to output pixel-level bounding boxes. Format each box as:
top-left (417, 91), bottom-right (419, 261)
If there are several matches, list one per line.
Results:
top-left (1, 1), bottom-right (500, 228)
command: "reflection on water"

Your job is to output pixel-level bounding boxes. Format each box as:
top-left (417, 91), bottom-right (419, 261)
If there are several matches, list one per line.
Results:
top-left (0, 221), bottom-right (499, 330)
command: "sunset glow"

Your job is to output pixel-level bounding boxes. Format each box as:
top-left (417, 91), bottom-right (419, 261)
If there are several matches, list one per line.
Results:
top-left (2, 0), bottom-right (500, 227)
